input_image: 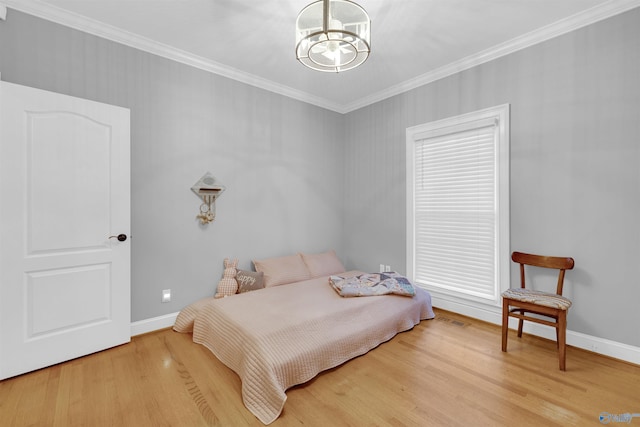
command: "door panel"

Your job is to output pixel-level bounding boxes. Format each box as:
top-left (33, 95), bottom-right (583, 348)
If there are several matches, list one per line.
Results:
top-left (27, 264), bottom-right (111, 337)
top-left (27, 111), bottom-right (112, 253)
top-left (0, 81), bottom-right (130, 380)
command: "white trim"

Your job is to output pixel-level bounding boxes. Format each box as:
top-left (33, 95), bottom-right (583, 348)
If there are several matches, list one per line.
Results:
top-left (406, 104), bottom-right (510, 307)
top-left (130, 312), bottom-right (179, 337)
top-left (2, 0), bottom-right (640, 114)
top-left (432, 296), bottom-right (640, 366)
top-left (128, 301), bottom-right (640, 365)
top-left (342, 0), bottom-right (640, 113)
top-left (1, 0), bottom-right (343, 113)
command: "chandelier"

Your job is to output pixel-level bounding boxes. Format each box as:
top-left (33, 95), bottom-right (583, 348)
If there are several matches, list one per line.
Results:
top-left (295, 0), bottom-right (371, 73)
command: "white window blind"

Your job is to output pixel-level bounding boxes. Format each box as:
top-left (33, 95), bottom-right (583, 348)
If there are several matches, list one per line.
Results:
top-left (406, 105), bottom-right (509, 305)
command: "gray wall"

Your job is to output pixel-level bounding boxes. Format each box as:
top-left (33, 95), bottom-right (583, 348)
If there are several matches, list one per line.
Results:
top-left (0, 11), bottom-right (346, 322)
top-left (1, 7), bottom-right (639, 348)
top-left (343, 8), bottom-right (640, 347)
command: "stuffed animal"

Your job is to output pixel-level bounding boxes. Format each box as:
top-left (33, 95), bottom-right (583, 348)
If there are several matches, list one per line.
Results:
top-left (214, 258), bottom-right (238, 298)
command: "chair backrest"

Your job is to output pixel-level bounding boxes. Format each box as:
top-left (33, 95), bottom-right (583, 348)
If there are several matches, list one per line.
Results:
top-left (512, 251), bottom-right (575, 296)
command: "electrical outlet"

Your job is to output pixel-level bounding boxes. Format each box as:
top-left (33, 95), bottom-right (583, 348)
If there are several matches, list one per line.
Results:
top-left (379, 264), bottom-right (385, 273)
top-left (162, 289), bottom-right (171, 303)
top-left (385, 265), bottom-right (391, 272)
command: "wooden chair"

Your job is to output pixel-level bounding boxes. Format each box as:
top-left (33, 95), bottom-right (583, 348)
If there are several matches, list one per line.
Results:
top-left (501, 251), bottom-right (575, 370)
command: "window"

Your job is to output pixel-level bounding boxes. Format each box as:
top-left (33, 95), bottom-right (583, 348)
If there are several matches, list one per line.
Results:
top-left (406, 105), bottom-right (510, 307)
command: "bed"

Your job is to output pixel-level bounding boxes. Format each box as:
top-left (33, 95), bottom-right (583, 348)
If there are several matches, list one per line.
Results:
top-left (173, 253), bottom-right (435, 425)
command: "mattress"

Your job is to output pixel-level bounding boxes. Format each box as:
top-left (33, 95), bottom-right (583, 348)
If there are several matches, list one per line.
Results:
top-left (174, 271), bottom-right (435, 424)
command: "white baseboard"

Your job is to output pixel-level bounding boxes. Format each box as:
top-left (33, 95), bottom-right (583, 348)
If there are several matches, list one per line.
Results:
top-left (130, 311), bottom-right (179, 336)
top-left (130, 299), bottom-right (640, 367)
top-left (431, 296), bottom-right (640, 366)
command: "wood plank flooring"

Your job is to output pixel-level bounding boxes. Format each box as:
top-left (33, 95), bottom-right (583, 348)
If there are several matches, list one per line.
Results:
top-left (1, 308), bottom-right (639, 426)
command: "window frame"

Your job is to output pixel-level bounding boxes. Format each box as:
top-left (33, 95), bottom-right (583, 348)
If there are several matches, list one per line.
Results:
top-left (406, 104), bottom-right (510, 308)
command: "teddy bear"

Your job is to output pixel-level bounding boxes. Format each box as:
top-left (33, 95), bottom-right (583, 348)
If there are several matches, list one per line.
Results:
top-left (214, 258), bottom-right (238, 298)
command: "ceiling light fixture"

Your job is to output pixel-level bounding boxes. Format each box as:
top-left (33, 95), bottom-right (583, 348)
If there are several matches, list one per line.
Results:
top-left (295, 0), bottom-right (371, 73)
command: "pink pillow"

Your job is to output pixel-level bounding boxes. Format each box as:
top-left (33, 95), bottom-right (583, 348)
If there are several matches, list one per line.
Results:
top-left (301, 250), bottom-right (346, 278)
top-left (253, 254), bottom-right (312, 287)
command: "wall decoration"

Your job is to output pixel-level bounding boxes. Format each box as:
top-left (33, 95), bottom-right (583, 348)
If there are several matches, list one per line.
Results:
top-left (192, 172), bottom-right (225, 224)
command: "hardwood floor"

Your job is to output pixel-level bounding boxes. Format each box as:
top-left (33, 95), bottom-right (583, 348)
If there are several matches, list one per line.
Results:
top-left (1, 308), bottom-right (639, 426)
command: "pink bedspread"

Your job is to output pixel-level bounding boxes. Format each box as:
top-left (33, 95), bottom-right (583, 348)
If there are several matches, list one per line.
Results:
top-left (173, 271), bottom-right (434, 424)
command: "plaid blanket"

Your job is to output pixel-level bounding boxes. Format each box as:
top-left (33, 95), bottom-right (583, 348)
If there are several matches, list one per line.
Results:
top-left (329, 272), bottom-right (416, 297)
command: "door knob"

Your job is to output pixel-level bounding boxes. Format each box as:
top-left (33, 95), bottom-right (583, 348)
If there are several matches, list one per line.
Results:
top-left (109, 234), bottom-right (127, 242)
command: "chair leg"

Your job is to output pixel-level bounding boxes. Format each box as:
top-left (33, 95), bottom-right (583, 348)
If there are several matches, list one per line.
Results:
top-left (558, 311), bottom-right (567, 371)
top-left (501, 299), bottom-right (509, 352)
top-left (517, 318), bottom-right (524, 337)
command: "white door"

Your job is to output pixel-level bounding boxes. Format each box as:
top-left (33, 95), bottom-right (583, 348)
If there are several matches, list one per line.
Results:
top-left (0, 81), bottom-right (130, 380)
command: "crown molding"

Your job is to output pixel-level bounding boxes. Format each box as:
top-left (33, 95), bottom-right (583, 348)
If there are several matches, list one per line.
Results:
top-left (0, 0), bottom-right (343, 112)
top-left (3, 0), bottom-right (639, 114)
top-left (342, 0), bottom-right (640, 113)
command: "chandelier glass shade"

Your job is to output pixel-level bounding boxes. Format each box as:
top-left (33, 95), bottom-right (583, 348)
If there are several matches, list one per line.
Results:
top-left (295, 0), bottom-right (371, 73)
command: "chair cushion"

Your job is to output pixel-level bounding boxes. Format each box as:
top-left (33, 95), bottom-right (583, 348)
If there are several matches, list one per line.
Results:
top-left (502, 288), bottom-right (572, 310)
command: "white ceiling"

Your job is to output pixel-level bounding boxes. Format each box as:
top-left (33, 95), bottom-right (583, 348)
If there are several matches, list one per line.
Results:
top-left (4, 0), bottom-right (639, 112)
